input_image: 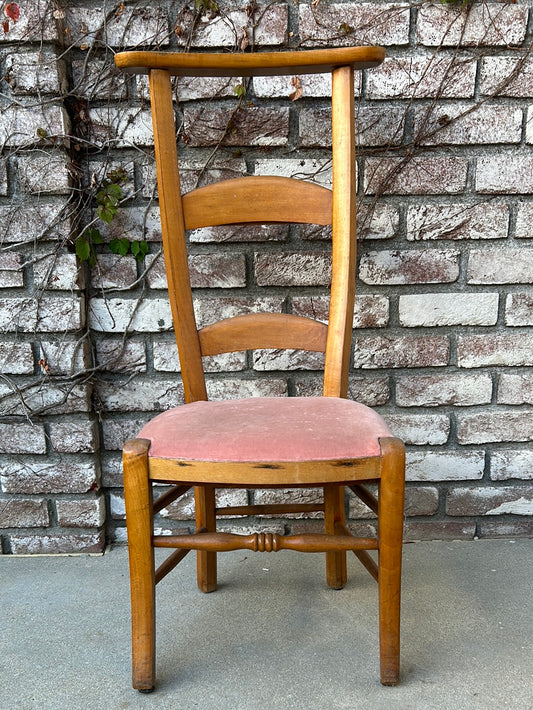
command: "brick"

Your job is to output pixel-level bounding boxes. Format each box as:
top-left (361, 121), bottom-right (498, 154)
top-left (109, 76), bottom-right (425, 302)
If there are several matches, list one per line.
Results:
top-left (295, 377), bottom-right (391, 407)
top-left (18, 152), bottom-right (70, 195)
top-left (467, 248), bottom-right (533, 284)
top-left (515, 203), bottom-right (533, 239)
top-left (37, 340), bottom-right (88, 376)
top-left (358, 204), bottom-right (400, 241)
top-left (176, 5), bottom-right (287, 48)
top-left (0, 203), bottom-right (70, 244)
top-left (36, 297), bottom-right (84, 332)
top-left (0, 107), bottom-right (68, 148)
top-left (457, 333), bottom-right (533, 367)
top-left (0, 382), bottom-right (91, 417)
top-left (416, 3), bottom-right (528, 46)
top-left (4, 52), bottom-right (64, 95)
top-left (183, 106), bottom-right (289, 147)
top-left (353, 335), bottom-right (449, 369)
top-left (300, 107), bottom-right (405, 149)
top-left (206, 378), bottom-right (289, 402)
top-left (397, 373), bottom-right (492, 407)
top-left (365, 157), bottom-right (468, 195)
top-left (0, 461), bottom-right (98, 494)
top-left (190, 224), bottom-right (288, 244)
top-left (292, 294), bottom-right (389, 329)
top-left (350, 485), bottom-right (439, 519)
top-left (190, 253), bottom-right (246, 289)
top-left (476, 156), bottom-right (533, 194)
top-left (56, 496), bottom-right (105, 528)
top-left (0, 159), bottom-right (7, 196)
top-left (0, 0), bottom-right (57, 41)
top-left (194, 297), bottom-right (284, 328)
top-left (0, 424), bottom-right (46, 454)
top-left (96, 340), bottom-right (146, 373)
top-left (254, 488), bottom-right (323, 518)
top-left (96, 378), bottom-right (184, 412)
top-left (174, 76), bottom-right (237, 102)
top-left (399, 293), bottom-right (498, 327)
top-left (497, 374), bottom-right (533, 406)
top-left (0, 499), bottom-right (49, 528)
top-left (359, 249), bottom-right (459, 285)
top-left (254, 158), bottom-right (332, 187)
top-left (366, 55), bottom-right (476, 100)
top-left (49, 421), bottom-right (99, 454)
top-left (102, 418), bottom-right (150, 451)
top-left (100, 455), bottom-right (122, 488)
top-left (9, 531), bottom-right (105, 554)
top-left (403, 521), bottom-right (476, 541)
top-left (34, 254), bottom-right (82, 291)
top-left (415, 104), bottom-right (522, 145)
top-left (480, 56), bottom-right (533, 98)
top-left (407, 202), bottom-right (509, 241)
top-left (505, 293), bottom-right (533, 326)
top-left (253, 349), bottom-right (324, 371)
top-left (66, 6), bottom-right (169, 48)
top-left (98, 205), bottom-right (162, 244)
top-left (0, 342), bottom-right (33, 375)
top-left (457, 411), bottom-right (533, 444)
top-left (89, 108), bottom-right (153, 147)
top-left (0, 253), bottom-right (24, 287)
top-left (109, 491), bottom-right (126, 520)
top-left (147, 157), bottom-right (248, 196)
top-left (299, 3), bottom-right (410, 46)
top-left (91, 255), bottom-right (137, 290)
top-left (478, 520), bottom-right (533, 538)
top-left (406, 450), bottom-right (485, 482)
top-left (254, 73), bottom-right (335, 100)
top-left (72, 60), bottom-right (127, 101)
top-left (447, 486), bottom-right (533, 516)
top-left (89, 297), bottom-right (172, 333)
top-left (152, 342), bottom-right (245, 373)
top-left (255, 252), bottom-right (331, 287)
top-left (385, 414), bottom-right (450, 445)
top-left (159, 488), bottom-right (248, 521)
top-left (491, 450), bottom-right (533, 481)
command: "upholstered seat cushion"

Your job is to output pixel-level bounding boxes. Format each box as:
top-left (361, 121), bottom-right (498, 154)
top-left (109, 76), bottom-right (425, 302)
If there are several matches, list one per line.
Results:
top-left (138, 397), bottom-right (392, 463)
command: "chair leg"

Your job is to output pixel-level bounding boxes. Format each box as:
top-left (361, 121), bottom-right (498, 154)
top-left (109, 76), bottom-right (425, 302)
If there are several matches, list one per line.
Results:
top-left (324, 485), bottom-right (347, 590)
top-left (377, 437), bottom-right (405, 686)
top-left (195, 485), bottom-right (218, 593)
top-left (123, 439), bottom-right (156, 692)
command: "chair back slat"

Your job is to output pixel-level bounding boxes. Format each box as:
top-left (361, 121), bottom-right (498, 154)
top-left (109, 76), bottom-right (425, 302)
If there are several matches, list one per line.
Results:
top-left (183, 177), bottom-right (332, 230)
top-left (198, 313), bottom-right (328, 358)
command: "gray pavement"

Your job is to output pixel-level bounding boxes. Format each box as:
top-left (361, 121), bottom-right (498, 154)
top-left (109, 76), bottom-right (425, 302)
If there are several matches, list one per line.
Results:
top-left (1, 539), bottom-right (532, 710)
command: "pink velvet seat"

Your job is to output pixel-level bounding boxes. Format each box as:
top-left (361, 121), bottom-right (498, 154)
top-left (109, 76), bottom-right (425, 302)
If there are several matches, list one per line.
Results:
top-left (139, 397), bottom-right (392, 463)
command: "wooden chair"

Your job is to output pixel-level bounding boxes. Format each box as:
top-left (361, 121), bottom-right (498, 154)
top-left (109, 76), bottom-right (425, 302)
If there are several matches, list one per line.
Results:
top-left (115, 47), bottom-right (405, 693)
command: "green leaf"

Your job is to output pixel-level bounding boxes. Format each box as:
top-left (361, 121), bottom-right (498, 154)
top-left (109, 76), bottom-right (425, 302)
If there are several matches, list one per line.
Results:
top-left (75, 237), bottom-right (91, 262)
top-left (97, 204), bottom-right (117, 223)
top-left (131, 240), bottom-right (149, 261)
top-left (233, 83), bottom-right (246, 98)
top-left (109, 237), bottom-right (130, 256)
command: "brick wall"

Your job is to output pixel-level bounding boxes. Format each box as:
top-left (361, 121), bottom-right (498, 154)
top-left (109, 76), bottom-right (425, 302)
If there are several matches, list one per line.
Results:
top-left (0, 0), bottom-right (531, 553)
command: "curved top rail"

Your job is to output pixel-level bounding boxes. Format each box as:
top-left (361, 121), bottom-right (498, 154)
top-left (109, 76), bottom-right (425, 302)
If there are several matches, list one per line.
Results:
top-left (114, 46), bottom-right (385, 77)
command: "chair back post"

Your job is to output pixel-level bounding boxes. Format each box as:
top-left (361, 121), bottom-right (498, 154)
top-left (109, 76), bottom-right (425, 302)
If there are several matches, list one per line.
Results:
top-left (323, 65), bottom-right (357, 399)
top-left (149, 69), bottom-right (208, 403)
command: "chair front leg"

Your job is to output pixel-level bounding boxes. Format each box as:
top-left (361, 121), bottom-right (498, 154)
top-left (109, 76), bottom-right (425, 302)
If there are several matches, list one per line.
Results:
top-left (123, 439), bottom-right (156, 692)
top-left (377, 437), bottom-right (405, 686)
top-left (195, 485), bottom-right (218, 593)
top-left (324, 484), bottom-right (347, 589)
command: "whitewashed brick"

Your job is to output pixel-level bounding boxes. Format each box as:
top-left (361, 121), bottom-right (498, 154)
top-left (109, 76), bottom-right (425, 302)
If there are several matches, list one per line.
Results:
top-left (366, 55), bottom-right (476, 100)
top-left (99, 205), bottom-right (162, 244)
top-left (406, 451), bottom-right (485, 482)
top-left (34, 254), bottom-right (82, 291)
top-left (91, 255), bottom-right (137, 290)
top-left (96, 378), bottom-right (184, 412)
top-left (254, 73), bottom-right (334, 99)
top-left (498, 374), bottom-right (533, 405)
top-left (89, 298), bottom-right (172, 333)
top-left (0, 253), bottom-right (24, 287)
top-left (0, 381), bottom-right (91, 417)
top-left (491, 450), bottom-right (533, 481)
top-left (397, 373), bottom-right (493, 408)
top-left (416, 3), bottom-right (528, 46)
top-left (89, 108), bottom-right (154, 147)
top-left (480, 56), bottom-right (533, 98)
top-left (505, 293), bottom-right (533, 326)
top-left (49, 421), bottom-right (99, 453)
top-left (0, 499), bottom-right (49, 528)
top-left (4, 52), bottom-right (65, 95)
top-left (0, 159), bottom-right (7, 196)
top-left (526, 107), bottom-right (533, 145)
top-left (359, 204), bottom-right (399, 241)
top-left (477, 156), bottom-right (533, 194)
top-left (206, 378), bottom-right (287, 400)
top-left (56, 497), bottom-right (105, 528)
top-left (254, 158), bottom-right (332, 187)
top-left (359, 249), bottom-right (459, 285)
top-left (18, 152), bottom-right (70, 195)
top-left (467, 248), bottom-right (533, 284)
top-left (385, 414), bottom-right (450, 445)
top-left (407, 202), bottom-right (509, 241)
top-left (160, 488), bottom-right (248, 521)
top-left (102, 418), bottom-right (150, 451)
top-left (152, 342), bottom-right (245, 373)
top-left (0, 0), bottom-right (56, 41)
top-left (72, 59), bottom-right (127, 101)
top-left (415, 103), bottom-right (522, 145)
top-left (183, 106), bottom-right (289, 147)
top-left (365, 157), bottom-right (468, 195)
top-left (353, 335), bottom-right (449, 369)
top-left (447, 486), bottom-right (532, 516)
top-left (0, 342), bottom-right (33, 374)
top-left (36, 297), bottom-right (84, 332)
top-left (457, 411), bottom-right (533, 444)
top-left (38, 340), bottom-right (88, 376)
top-left (399, 293), bottom-right (498, 327)
top-left (0, 203), bottom-right (70, 244)
top-left (292, 294), bottom-right (389, 328)
top-left (66, 6), bottom-right (169, 48)
top-left (0, 424), bottom-right (46, 454)
top-left (0, 107), bottom-right (68, 147)
top-left (299, 3), bottom-right (410, 46)
top-left (194, 297), bottom-right (284, 328)
top-left (254, 489), bottom-right (323, 519)
top-left (0, 461), bottom-right (98, 494)
top-left (95, 340), bottom-right (146, 373)
top-left (9, 532), bottom-right (104, 554)
top-left (515, 203), bottom-right (533, 239)
top-left (458, 333), bottom-right (533, 368)
top-left (253, 349), bottom-right (324, 371)
top-left (255, 252), bottom-right (331, 287)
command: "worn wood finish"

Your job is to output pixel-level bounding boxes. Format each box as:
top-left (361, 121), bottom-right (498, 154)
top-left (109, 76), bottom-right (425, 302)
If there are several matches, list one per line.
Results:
top-left (377, 437), bottom-right (405, 686)
top-left (122, 438), bottom-right (156, 692)
top-left (199, 313), bottom-right (327, 357)
top-left (183, 177), bottom-right (332, 229)
top-left (115, 46), bottom-right (385, 76)
top-left (153, 531), bottom-right (379, 553)
top-left (116, 47), bottom-right (407, 693)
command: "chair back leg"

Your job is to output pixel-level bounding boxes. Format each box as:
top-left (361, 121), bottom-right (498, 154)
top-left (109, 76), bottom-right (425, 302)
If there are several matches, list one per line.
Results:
top-left (195, 485), bottom-right (218, 593)
top-left (324, 484), bottom-right (348, 589)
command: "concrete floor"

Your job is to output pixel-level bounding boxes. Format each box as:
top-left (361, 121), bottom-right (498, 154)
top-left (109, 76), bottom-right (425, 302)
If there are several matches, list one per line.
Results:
top-left (1, 539), bottom-right (532, 710)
